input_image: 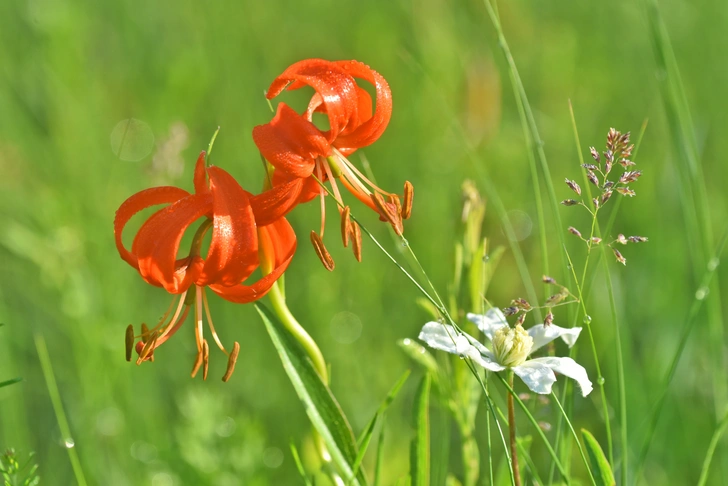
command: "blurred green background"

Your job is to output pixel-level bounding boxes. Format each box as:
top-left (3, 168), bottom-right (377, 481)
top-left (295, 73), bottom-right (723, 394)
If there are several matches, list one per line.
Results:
top-left (1, 0), bottom-right (727, 484)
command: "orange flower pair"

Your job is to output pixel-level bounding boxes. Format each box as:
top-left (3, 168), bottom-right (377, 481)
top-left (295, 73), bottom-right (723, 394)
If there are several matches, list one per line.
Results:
top-left (115, 58), bottom-right (410, 379)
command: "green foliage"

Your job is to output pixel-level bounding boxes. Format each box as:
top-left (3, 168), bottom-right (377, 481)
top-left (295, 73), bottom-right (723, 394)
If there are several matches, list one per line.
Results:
top-left (0, 450), bottom-right (39, 486)
top-left (581, 429), bottom-right (615, 486)
top-left (410, 374), bottom-right (431, 486)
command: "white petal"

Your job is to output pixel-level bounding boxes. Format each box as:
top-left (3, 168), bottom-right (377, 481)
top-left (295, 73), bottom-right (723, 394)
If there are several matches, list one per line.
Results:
top-left (466, 308), bottom-right (508, 341)
top-left (418, 323), bottom-right (505, 372)
top-left (512, 361), bottom-right (557, 395)
top-left (418, 322), bottom-right (462, 354)
top-left (528, 324), bottom-right (582, 352)
top-left (529, 357), bottom-right (593, 397)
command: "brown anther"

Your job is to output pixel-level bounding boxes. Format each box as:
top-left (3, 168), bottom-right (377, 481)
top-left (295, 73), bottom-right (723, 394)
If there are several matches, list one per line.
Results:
top-left (516, 314), bottom-right (526, 326)
top-left (125, 325), bottom-right (134, 362)
top-left (222, 342), bottom-right (241, 382)
top-left (502, 306), bottom-right (519, 316)
top-left (561, 199), bottom-right (579, 206)
top-left (388, 195), bottom-right (403, 221)
top-left (542, 275), bottom-right (557, 285)
top-left (590, 237), bottom-right (602, 245)
top-left (612, 248), bottom-right (627, 265)
top-left (202, 340), bottom-right (210, 380)
top-left (402, 181), bottom-right (414, 220)
top-left (350, 222), bottom-right (362, 262)
top-left (310, 231), bottom-right (335, 271)
top-left (141, 323), bottom-right (150, 343)
top-left (190, 349), bottom-right (203, 378)
top-left (137, 332), bottom-right (159, 364)
top-left (544, 311), bottom-right (554, 327)
top-left (371, 193), bottom-right (403, 235)
top-left (340, 206), bottom-right (352, 248)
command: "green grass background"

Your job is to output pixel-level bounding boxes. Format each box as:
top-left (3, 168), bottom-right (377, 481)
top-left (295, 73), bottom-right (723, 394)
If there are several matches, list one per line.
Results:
top-left (1, 0), bottom-right (726, 484)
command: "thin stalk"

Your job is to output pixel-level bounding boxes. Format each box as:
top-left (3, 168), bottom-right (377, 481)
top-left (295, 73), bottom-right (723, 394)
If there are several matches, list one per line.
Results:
top-left (35, 333), bottom-right (88, 486)
top-left (551, 393), bottom-right (597, 486)
top-left (635, 225), bottom-right (728, 481)
top-left (496, 373), bottom-right (570, 483)
top-left (485, 376), bottom-right (495, 486)
top-left (507, 371), bottom-right (522, 486)
top-left (697, 407), bottom-right (728, 486)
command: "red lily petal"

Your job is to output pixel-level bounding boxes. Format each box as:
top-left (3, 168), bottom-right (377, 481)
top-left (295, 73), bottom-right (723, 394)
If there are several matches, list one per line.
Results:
top-left (114, 186), bottom-right (191, 270)
top-left (197, 166), bottom-right (259, 287)
top-left (250, 175), bottom-right (307, 226)
top-left (133, 192), bottom-right (212, 293)
top-left (332, 60), bottom-right (392, 150)
top-left (210, 218), bottom-right (297, 303)
top-left (253, 103), bottom-right (330, 179)
top-left (193, 151), bottom-right (209, 194)
top-left (266, 59), bottom-right (359, 143)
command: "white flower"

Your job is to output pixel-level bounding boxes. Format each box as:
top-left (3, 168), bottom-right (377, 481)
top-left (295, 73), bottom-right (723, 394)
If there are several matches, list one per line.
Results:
top-left (418, 308), bottom-right (593, 396)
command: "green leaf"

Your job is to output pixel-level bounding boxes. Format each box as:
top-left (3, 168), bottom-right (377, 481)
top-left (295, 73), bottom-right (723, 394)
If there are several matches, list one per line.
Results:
top-left (581, 429), bottom-right (615, 486)
top-left (255, 303), bottom-right (363, 485)
top-left (0, 377), bottom-right (22, 388)
top-left (410, 374), bottom-right (431, 486)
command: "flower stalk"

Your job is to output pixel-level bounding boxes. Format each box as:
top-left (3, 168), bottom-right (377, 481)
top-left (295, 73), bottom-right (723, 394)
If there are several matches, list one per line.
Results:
top-left (507, 371), bottom-right (522, 486)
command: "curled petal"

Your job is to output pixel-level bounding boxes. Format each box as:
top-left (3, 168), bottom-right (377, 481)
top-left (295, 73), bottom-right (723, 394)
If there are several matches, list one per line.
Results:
top-left (210, 218), bottom-right (297, 304)
top-left (197, 166), bottom-right (259, 287)
top-left (418, 323), bottom-right (504, 372)
top-left (266, 59), bottom-right (359, 142)
top-left (512, 360), bottom-right (557, 395)
top-left (529, 357), bottom-right (593, 397)
top-left (132, 193), bottom-right (212, 293)
top-left (253, 103), bottom-right (330, 178)
top-left (193, 151), bottom-right (209, 194)
top-left (114, 186), bottom-right (190, 270)
top-left (528, 324), bottom-right (583, 352)
top-left (332, 60), bottom-right (392, 151)
top-left (250, 176), bottom-right (308, 226)
top-left (467, 308), bottom-right (508, 341)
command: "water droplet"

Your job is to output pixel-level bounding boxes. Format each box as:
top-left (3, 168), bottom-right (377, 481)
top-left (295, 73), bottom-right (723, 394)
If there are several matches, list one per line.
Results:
top-left (459, 355), bottom-right (465, 360)
top-left (401, 238), bottom-right (410, 248)
top-left (418, 347), bottom-right (426, 354)
top-left (567, 264), bottom-right (573, 270)
top-left (64, 438), bottom-right (75, 449)
top-left (695, 286), bottom-right (709, 301)
top-left (708, 257), bottom-right (720, 272)
top-left (583, 315), bottom-right (592, 325)
top-left (597, 376), bottom-right (605, 385)
top-left (484, 255), bottom-right (490, 262)
top-left (402, 338), bottom-right (411, 346)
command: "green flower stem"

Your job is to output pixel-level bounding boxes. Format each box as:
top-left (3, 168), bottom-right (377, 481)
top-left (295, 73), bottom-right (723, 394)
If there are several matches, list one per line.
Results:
top-left (507, 371), bottom-right (522, 486)
top-left (267, 279), bottom-right (328, 384)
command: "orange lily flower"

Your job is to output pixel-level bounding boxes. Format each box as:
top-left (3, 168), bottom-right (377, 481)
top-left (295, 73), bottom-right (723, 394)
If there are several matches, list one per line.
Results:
top-left (253, 59), bottom-right (413, 268)
top-left (114, 151), bottom-right (296, 381)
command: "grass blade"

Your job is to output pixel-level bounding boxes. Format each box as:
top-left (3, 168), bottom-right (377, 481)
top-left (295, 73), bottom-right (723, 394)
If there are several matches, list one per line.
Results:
top-left (289, 441), bottom-right (314, 486)
top-left (410, 374), bottom-right (431, 486)
top-left (581, 429), bottom-right (616, 486)
top-left (351, 371), bottom-right (411, 478)
top-left (697, 408), bottom-right (728, 486)
top-left (0, 377), bottom-right (22, 388)
top-left (35, 333), bottom-right (87, 486)
top-left (255, 302), bottom-right (363, 485)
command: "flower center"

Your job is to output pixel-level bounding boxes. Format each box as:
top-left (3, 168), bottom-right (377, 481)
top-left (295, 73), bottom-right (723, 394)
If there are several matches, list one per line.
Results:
top-left (492, 324), bottom-right (534, 367)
